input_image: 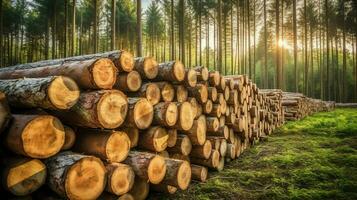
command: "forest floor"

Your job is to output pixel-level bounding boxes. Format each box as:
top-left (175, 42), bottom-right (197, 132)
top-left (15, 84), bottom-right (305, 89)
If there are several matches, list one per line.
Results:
top-left (148, 108), bottom-right (357, 200)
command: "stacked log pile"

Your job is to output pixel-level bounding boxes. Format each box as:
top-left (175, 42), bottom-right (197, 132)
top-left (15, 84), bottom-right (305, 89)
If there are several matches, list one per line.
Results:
top-left (282, 92), bottom-right (335, 121)
top-left (0, 50), bottom-right (334, 200)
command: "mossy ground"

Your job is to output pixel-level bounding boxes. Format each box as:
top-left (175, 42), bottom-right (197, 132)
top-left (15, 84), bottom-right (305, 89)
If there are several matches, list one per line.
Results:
top-left (149, 108), bottom-right (357, 200)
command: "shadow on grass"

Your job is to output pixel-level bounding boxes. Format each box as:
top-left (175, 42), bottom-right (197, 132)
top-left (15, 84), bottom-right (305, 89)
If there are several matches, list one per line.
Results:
top-left (148, 109), bottom-right (357, 200)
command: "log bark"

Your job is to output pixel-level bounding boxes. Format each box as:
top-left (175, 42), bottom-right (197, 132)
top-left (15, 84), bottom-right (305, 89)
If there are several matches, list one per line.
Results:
top-left (123, 151), bottom-right (166, 184)
top-left (138, 126), bottom-right (168, 152)
top-left (119, 127), bottom-right (139, 148)
top-left (124, 98), bottom-right (153, 129)
top-left (202, 99), bottom-right (213, 114)
top-left (208, 104), bottom-right (221, 117)
top-left (105, 163), bottom-right (135, 196)
top-left (134, 57), bottom-right (158, 79)
top-left (161, 158), bottom-right (191, 190)
top-left (150, 184), bottom-right (177, 194)
top-left (188, 97), bottom-right (198, 119)
top-left (207, 125), bottom-right (229, 139)
top-left (128, 177), bottom-right (149, 200)
top-left (127, 83), bottom-right (160, 105)
top-left (194, 66), bottom-right (209, 81)
top-left (44, 151), bottom-right (106, 200)
top-left (1, 156), bottom-right (46, 196)
top-left (0, 76), bottom-right (79, 110)
top-left (152, 102), bottom-right (178, 127)
top-left (182, 115), bottom-right (206, 145)
top-left (206, 117), bottom-right (219, 132)
top-left (114, 71), bottom-right (142, 92)
top-left (98, 192), bottom-right (134, 200)
top-left (208, 71), bottom-right (220, 86)
top-left (226, 143), bottom-right (236, 159)
top-left (190, 140), bottom-right (212, 159)
top-left (0, 92), bottom-right (11, 134)
top-left (173, 102), bottom-right (194, 131)
top-left (190, 150), bottom-right (220, 168)
top-left (5, 114), bottom-right (65, 158)
top-left (72, 129), bottom-right (131, 162)
top-left (190, 164), bottom-right (208, 182)
top-left (51, 90), bottom-right (128, 129)
top-left (167, 129), bottom-right (178, 148)
top-left (153, 61), bottom-right (185, 82)
top-left (184, 69), bottom-right (197, 87)
top-left (166, 134), bottom-right (192, 156)
top-left (187, 84), bottom-right (208, 104)
top-left (208, 87), bottom-right (218, 102)
top-left (0, 58), bottom-right (117, 89)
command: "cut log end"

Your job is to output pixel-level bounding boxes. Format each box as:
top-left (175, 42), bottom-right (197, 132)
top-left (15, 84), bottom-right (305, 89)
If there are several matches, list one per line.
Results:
top-left (145, 83), bottom-right (161, 105)
top-left (148, 155), bottom-right (167, 184)
top-left (161, 83), bottom-right (175, 102)
top-left (167, 129), bottom-right (177, 148)
top-left (107, 163), bottom-right (135, 196)
top-left (65, 156), bottom-right (106, 200)
top-left (152, 127), bottom-right (169, 152)
top-left (22, 115), bottom-right (65, 158)
top-left (203, 140), bottom-right (212, 159)
top-left (6, 159), bottom-right (46, 196)
top-left (97, 90), bottom-right (128, 129)
top-left (173, 61), bottom-right (185, 82)
top-left (126, 71), bottom-right (142, 92)
top-left (48, 76), bottom-right (80, 110)
top-left (106, 131), bottom-right (131, 162)
top-left (200, 67), bottom-right (209, 81)
top-left (118, 51), bottom-right (135, 72)
top-left (186, 69), bottom-right (197, 87)
top-left (175, 85), bottom-right (188, 103)
top-left (211, 150), bottom-right (220, 168)
top-left (177, 161), bottom-right (191, 190)
top-left (165, 103), bottom-right (178, 126)
top-left (181, 135), bottom-right (192, 156)
top-left (92, 58), bottom-right (118, 89)
top-left (143, 57), bottom-right (159, 79)
top-left (133, 98), bottom-right (154, 129)
top-left (177, 102), bottom-right (195, 131)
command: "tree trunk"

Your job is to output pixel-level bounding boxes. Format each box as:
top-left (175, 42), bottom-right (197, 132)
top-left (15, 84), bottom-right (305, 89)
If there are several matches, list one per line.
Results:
top-left (123, 151), bottom-right (166, 184)
top-left (71, 0), bottom-right (76, 56)
top-left (114, 71), bottom-right (142, 92)
top-left (190, 164), bottom-right (207, 182)
top-left (136, 0), bottom-right (142, 56)
top-left (170, 0), bottom-right (175, 60)
top-left (217, 0), bottom-right (222, 73)
top-left (0, 76), bottom-right (79, 110)
top-left (153, 61), bottom-right (185, 82)
top-left (51, 90), bottom-right (128, 129)
top-left (293, 0), bottom-right (298, 92)
top-left (64, 0), bottom-right (68, 57)
top-left (105, 163), bottom-right (135, 196)
top-left (44, 151), bottom-right (106, 200)
top-left (134, 57), bottom-right (158, 80)
top-left (5, 114), bottom-right (65, 158)
top-left (124, 98), bottom-right (153, 129)
top-left (1, 156), bottom-right (46, 196)
top-left (275, 0), bottom-right (281, 89)
top-left (93, 0), bottom-right (98, 53)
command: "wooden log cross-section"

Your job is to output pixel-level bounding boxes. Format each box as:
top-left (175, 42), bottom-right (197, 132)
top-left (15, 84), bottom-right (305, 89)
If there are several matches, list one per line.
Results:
top-left (134, 57), bottom-right (159, 80)
top-left (0, 76), bottom-right (80, 110)
top-left (5, 114), bottom-right (65, 158)
top-left (124, 98), bottom-right (154, 129)
top-left (0, 58), bottom-right (118, 90)
top-left (161, 159), bottom-right (191, 190)
top-left (45, 151), bottom-right (107, 200)
top-left (138, 126), bottom-right (168, 152)
top-left (105, 163), bottom-right (135, 196)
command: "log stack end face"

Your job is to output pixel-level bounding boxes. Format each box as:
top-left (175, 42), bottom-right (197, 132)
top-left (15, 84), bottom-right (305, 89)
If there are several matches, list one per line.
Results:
top-left (177, 161), bottom-right (191, 190)
top-left (148, 155), bottom-right (167, 184)
top-left (92, 58), bottom-right (118, 89)
top-left (145, 83), bottom-right (161, 105)
top-left (143, 57), bottom-right (159, 79)
top-left (97, 90), bottom-right (128, 129)
top-left (165, 103), bottom-right (178, 126)
top-left (105, 131), bottom-right (131, 163)
top-left (64, 156), bottom-right (107, 200)
top-left (173, 61), bottom-right (185, 82)
top-left (133, 98), bottom-right (154, 129)
top-left (48, 76), bottom-right (80, 110)
top-left (118, 51), bottom-right (135, 72)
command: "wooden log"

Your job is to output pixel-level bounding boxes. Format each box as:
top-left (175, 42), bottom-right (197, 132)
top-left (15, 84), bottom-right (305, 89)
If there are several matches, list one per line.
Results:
top-left (127, 83), bottom-right (160, 105)
top-left (208, 104), bottom-right (221, 117)
top-left (223, 86), bottom-right (230, 101)
top-left (2, 50), bottom-right (134, 72)
top-left (173, 102), bottom-right (194, 131)
top-left (158, 150), bottom-right (170, 158)
top-left (217, 76), bottom-right (226, 92)
top-left (152, 102), bottom-right (178, 127)
top-left (219, 139), bottom-right (228, 157)
top-left (119, 127), bottom-right (139, 148)
top-left (182, 115), bottom-right (207, 145)
top-left (227, 90), bottom-right (238, 105)
top-left (202, 99), bottom-right (213, 114)
top-left (224, 78), bottom-right (235, 90)
top-left (194, 66), bottom-right (209, 81)
top-left (138, 126), bottom-right (168, 152)
top-left (98, 192), bottom-right (134, 200)
top-left (217, 156), bottom-right (225, 171)
top-left (73, 129), bottom-right (131, 162)
top-left (190, 150), bottom-right (220, 168)
top-left (128, 177), bottom-right (149, 200)
top-left (207, 125), bottom-right (229, 139)
top-left (188, 97), bottom-right (199, 119)
top-left (167, 129), bottom-right (178, 148)
top-left (150, 184), bottom-right (177, 194)
top-left (190, 140), bottom-right (212, 159)
top-left (208, 71), bottom-right (220, 86)
top-left (156, 82), bottom-right (175, 102)
top-left (190, 164), bottom-right (208, 182)
top-left (61, 126), bottom-right (76, 150)
top-left (208, 87), bottom-right (218, 102)
top-left (153, 61), bottom-right (185, 82)
top-left (166, 134), bottom-right (192, 156)
top-left (220, 116), bottom-right (226, 127)
top-left (124, 98), bottom-right (153, 129)
top-left (174, 85), bottom-right (188, 102)
top-left (0, 92), bottom-right (11, 134)
top-left (123, 151), bottom-right (166, 184)
top-left (114, 71), bottom-right (142, 92)
top-left (105, 163), bottom-right (135, 196)
top-left (161, 159), bottom-right (191, 190)
top-left (52, 90), bottom-right (128, 129)
top-left (184, 69), bottom-right (197, 87)
top-left (206, 136), bottom-right (221, 151)
top-left (187, 84), bottom-right (208, 103)
top-left (0, 76), bottom-right (80, 110)
top-left (228, 128), bottom-right (236, 144)
top-left (1, 157), bottom-right (46, 196)
top-left (5, 114), bottom-right (65, 158)
top-left (170, 153), bottom-right (190, 162)
top-left (226, 143), bottom-right (236, 159)
top-left (44, 151), bottom-right (106, 200)
top-left (0, 58), bottom-right (117, 89)
top-left (206, 117), bottom-right (219, 132)
top-left (134, 57), bottom-right (158, 79)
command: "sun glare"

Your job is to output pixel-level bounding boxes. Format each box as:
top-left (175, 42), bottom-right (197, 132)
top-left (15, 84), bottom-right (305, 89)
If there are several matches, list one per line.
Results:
top-left (278, 39), bottom-right (291, 49)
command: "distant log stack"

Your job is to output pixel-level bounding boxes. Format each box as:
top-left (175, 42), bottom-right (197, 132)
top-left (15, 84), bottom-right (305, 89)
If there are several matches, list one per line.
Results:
top-left (0, 50), bottom-right (334, 199)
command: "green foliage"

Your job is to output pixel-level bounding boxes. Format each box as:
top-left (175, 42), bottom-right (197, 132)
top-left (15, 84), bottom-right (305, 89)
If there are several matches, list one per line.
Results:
top-left (149, 109), bottom-right (357, 200)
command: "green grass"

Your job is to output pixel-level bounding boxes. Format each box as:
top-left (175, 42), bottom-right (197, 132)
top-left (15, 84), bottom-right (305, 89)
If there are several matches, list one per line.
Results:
top-left (148, 108), bottom-right (357, 200)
